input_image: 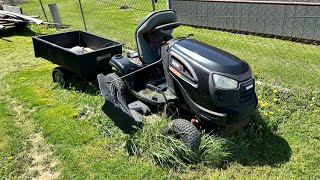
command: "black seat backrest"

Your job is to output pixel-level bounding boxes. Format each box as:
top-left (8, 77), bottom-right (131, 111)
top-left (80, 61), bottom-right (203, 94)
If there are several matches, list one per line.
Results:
top-left (135, 10), bottom-right (178, 64)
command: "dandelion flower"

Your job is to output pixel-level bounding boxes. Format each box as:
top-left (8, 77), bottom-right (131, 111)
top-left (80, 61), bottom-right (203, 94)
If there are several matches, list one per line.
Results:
top-left (264, 112), bottom-right (269, 117)
top-left (261, 102), bottom-right (268, 108)
top-left (258, 95), bottom-right (262, 99)
top-left (273, 98), bottom-right (278, 103)
top-left (7, 156), bottom-right (13, 161)
top-left (273, 89), bottom-right (278, 94)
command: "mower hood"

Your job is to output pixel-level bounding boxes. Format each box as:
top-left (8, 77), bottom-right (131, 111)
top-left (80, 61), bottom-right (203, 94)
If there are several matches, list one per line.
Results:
top-left (171, 39), bottom-right (249, 76)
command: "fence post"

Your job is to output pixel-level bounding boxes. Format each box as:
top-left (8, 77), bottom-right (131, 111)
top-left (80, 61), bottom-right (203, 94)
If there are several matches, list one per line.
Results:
top-left (151, 0), bottom-right (156, 11)
top-left (167, 0), bottom-right (171, 9)
top-left (78, 0), bottom-right (87, 32)
top-left (48, 3), bottom-right (63, 29)
top-left (39, 0), bottom-right (48, 22)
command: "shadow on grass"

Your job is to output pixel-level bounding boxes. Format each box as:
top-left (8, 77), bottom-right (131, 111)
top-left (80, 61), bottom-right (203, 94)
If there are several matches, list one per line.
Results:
top-left (0, 25), bottom-right (37, 38)
top-left (51, 79), bottom-right (100, 95)
top-left (224, 112), bottom-right (291, 167)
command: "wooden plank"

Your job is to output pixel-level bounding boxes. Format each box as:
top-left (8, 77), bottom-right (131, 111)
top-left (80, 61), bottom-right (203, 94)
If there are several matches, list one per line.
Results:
top-left (43, 21), bottom-right (60, 25)
top-left (0, 18), bottom-right (24, 23)
top-left (2, 5), bottom-right (22, 14)
top-left (0, 22), bottom-right (14, 26)
top-left (0, 10), bottom-right (43, 24)
top-left (30, 15), bottom-right (40, 18)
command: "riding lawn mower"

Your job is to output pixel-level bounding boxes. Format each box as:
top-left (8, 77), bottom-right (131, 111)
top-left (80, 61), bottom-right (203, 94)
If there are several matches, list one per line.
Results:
top-left (97, 10), bottom-right (258, 151)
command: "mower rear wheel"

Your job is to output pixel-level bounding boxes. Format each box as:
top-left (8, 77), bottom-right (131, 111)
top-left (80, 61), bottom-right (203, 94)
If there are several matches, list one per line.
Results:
top-left (52, 67), bottom-right (68, 88)
top-left (107, 73), bottom-right (126, 91)
top-left (105, 73), bottom-right (132, 103)
top-left (162, 119), bottom-right (201, 152)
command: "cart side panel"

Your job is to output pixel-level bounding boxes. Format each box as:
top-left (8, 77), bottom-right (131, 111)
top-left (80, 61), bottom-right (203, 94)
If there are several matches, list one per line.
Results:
top-left (79, 45), bottom-right (122, 80)
top-left (32, 37), bottom-right (82, 75)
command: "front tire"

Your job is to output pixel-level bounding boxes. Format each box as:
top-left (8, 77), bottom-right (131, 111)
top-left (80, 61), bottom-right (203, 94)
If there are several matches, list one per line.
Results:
top-left (162, 119), bottom-right (201, 152)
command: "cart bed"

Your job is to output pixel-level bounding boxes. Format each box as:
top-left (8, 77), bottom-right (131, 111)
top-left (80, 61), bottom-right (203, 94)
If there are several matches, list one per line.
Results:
top-left (32, 31), bottom-right (122, 81)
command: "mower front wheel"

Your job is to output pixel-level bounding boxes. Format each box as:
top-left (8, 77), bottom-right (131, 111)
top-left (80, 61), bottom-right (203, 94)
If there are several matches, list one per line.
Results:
top-left (162, 119), bottom-right (201, 152)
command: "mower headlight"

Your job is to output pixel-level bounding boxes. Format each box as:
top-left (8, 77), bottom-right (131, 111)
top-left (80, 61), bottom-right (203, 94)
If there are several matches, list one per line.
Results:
top-left (213, 74), bottom-right (239, 90)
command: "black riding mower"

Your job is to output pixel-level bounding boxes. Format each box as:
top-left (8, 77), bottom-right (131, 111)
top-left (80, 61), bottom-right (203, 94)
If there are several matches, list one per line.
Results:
top-left (97, 10), bottom-right (258, 151)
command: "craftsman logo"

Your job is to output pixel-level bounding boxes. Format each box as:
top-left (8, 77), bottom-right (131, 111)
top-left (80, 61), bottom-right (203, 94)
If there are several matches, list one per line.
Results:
top-left (246, 84), bottom-right (253, 90)
top-left (97, 54), bottom-right (111, 61)
top-left (171, 60), bottom-right (180, 69)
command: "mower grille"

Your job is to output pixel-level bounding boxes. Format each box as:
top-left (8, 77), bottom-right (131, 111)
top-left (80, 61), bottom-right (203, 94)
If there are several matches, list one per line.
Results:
top-left (239, 78), bottom-right (255, 104)
top-left (239, 88), bottom-right (255, 103)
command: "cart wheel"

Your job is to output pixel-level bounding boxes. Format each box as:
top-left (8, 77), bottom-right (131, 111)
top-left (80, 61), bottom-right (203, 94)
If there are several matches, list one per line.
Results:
top-left (162, 119), bottom-right (201, 152)
top-left (52, 67), bottom-right (68, 88)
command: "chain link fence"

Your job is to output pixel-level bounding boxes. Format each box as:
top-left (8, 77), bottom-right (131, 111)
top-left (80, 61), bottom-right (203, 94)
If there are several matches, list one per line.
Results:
top-left (168, 0), bottom-right (320, 91)
top-left (20, 0), bottom-right (320, 91)
top-left (80, 0), bottom-right (167, 48)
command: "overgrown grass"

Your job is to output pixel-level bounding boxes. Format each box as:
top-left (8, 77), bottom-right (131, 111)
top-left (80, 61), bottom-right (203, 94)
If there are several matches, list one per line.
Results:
top-left (0, 101), bottom-right (31, 178)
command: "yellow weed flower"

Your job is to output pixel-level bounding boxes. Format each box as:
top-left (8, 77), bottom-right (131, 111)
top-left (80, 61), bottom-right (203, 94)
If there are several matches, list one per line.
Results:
top-left (261, 102), bottom-right (268, 108)
top-left (273, 98), bottom-right (278, 103)
top-left (258, 125), bottom-right (262, 129)
top-left (7, 156), bottom-right (13, 161)
top-left (264, 112), bottom-right (269, 117)
top-left (258, 95), bottom-right (262, 99)
top-left (273, 89), bottom-right (278, 93)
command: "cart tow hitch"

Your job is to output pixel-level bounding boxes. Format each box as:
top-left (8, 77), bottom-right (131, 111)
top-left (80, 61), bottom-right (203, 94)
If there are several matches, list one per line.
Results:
top-left (97, 74), bottom-right (150, 134)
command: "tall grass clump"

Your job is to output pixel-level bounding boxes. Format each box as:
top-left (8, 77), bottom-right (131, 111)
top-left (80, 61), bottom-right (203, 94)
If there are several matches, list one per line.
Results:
top-left (126, 120), bottom-right (230, 170)
top-left (150, 133), bottom-right (230, 170)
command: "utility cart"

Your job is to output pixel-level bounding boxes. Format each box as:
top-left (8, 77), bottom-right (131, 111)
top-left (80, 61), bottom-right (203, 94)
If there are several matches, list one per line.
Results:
top-left (32, 30), bottom-right (122, 87)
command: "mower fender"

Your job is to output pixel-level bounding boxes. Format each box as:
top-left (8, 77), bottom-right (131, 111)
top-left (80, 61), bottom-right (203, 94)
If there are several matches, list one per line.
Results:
top-left (97, 74), bottom-right (143, 133)
top-left (170, 74), bottom-right (228, 124)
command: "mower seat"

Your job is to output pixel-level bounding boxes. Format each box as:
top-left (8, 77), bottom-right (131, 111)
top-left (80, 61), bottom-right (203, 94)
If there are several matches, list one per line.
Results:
top-left (135, 10), bottom-right (180, 64)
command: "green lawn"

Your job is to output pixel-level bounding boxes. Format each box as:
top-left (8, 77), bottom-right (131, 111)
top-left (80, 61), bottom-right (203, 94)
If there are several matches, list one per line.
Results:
top-left (0, 0), bottom-right (319, 179)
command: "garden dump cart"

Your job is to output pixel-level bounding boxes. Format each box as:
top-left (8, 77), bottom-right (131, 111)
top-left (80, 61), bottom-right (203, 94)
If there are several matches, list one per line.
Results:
top-left (32, 30), bottom-right (122, 87)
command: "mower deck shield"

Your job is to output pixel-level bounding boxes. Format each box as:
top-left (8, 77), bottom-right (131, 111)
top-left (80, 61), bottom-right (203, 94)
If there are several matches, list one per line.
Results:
top-left (97, 74), bottom-right (143, 133)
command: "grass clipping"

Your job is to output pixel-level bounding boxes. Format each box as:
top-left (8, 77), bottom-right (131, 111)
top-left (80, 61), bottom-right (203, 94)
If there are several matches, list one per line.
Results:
top-left (126, 121), bottom-right (230, 170)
